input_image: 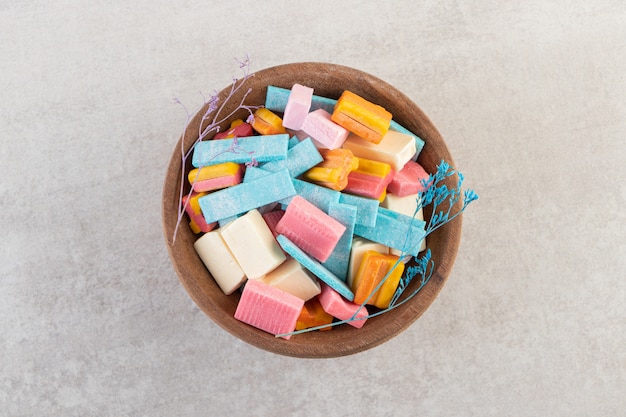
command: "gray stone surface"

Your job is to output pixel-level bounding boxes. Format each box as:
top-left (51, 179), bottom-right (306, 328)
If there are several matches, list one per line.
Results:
top-left (1, 1), bottom-right (624, 416)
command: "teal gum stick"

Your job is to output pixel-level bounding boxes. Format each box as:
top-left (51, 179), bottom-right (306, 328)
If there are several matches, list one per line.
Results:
top-left (265, 86), bottom-right (336, 114)
top-left (353, 207), bottom-right (426, 257)
top-left (198, 168), bottom-right (296, 224)
top-left (322, 203), bottom-right (357, 282)
top-left (259, 137), bottom-right (323, 178)
top-left (338, 193), bottom-right (378, 227)
top-left (265, 86), bottom-right (424, 157)
top-left (277, 234), bottom-right (355, 301)
top-left (192, 134), bottom-right (289, 167)
top-left (280, 178), bottom-right (340, 213)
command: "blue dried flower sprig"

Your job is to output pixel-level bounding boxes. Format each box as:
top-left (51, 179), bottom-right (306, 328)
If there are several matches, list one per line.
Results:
top-left (278, 161), bottom-right (478, 337)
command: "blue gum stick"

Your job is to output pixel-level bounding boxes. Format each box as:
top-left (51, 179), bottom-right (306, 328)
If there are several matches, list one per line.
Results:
top-left (277, 234), bottom-right (354, 301)
top-left (280, 178), bottom-right (340, 213)
top-left (322, 203), bottom-right (357, 282)
top-left (353, 207), bottom-right (426, 257)
top-left (338, 193), bottom-right (379, 227)
top-left (192, 134), bottom-right (289, 167)
top-left (259, 137), bottom-right (323, 178)
top-left (198, 168), bottom-right (296, 224)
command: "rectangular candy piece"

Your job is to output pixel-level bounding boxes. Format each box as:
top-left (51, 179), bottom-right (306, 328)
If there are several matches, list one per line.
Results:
top-left (260, 137), bottom-right (323, 178)
top-left (296, 297), bottom-right (333, 331)
top-left (331, 90), bottom-right (392, 144)
top-left (387, 160), bottom-right (430, 197)
top-left (214, 119), bottom-right (254, 139)
top-left (192, 134), bottom-right (289, 167)
top-left (345, 171), bottom-right (393, 202)
top-left (348, 237), bottom-right (389, 287)
top-left (301, 109), bottom-right (350, 149)
top-left (276, 235), bottom-right (355, 301)
top-left (182, 191), bottom-right (217, 234)
top-left (322, 203), bottom-right (357, 282)
top-left (280, 178), bottom-right (340, 213)
top-left (193, 230), bottom-right (246, 295)
top-left (344, 158), bottom-right (393, 201)
top-left (338, 193), bottom-right (378, 227)
top-left (234, 278), bottom-right (304, 339)
top-left (302, 148), bottom-right (359, 191)
top-left (251, 108), bottom-right (287, 135)
top-left (265, 85), bottom-right (336, 114)
top-left (261, 258), bottom-right (321, 301)
top-left (188, 162), bottom-right (244, 192)
top-left (381, 193), bottom-right (426, 254)
top-left (351, 250), bottom-right (404, 309)
top-left (354, 207), bottom-right (426, 257)
top-left (198, 168), bottom-right (296, 224)
top-left (342, 130), bottom-right (417, 172)
top-left (219, 209), bottom-right (286, 279)
top-left (317, 283), bottom-right (368, 328)
top-left (389, 120), bottom-right (425, 158)
top-left (275, 196), bottom-right (346, 263)
top-left (282, 84), bottom-right (314, 130)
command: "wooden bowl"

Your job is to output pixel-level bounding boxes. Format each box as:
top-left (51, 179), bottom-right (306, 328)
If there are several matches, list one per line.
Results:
top-left (162, 62), bottom-right (462, 358)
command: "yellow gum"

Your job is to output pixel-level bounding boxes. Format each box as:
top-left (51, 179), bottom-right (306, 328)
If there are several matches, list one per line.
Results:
top-left (251, 108), bottom-right (287, 135)
top-left (353, 157), bottom-right (391, 178)
top-left (302, 148), bottom-right (358, 187)
top-left (188, 162), bottom-right (241, 184)
top-left (352, 250), bottom-right (404, 309)
top-left (332, 91), bottom-right (392, 135)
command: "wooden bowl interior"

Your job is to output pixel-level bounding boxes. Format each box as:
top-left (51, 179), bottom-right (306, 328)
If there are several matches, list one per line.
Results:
top-left (162, 63), bottom-right (462, 358)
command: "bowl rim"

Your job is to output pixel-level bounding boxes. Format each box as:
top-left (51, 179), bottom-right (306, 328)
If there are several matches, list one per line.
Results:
top-left (162, 62), bottom-right (463, 358)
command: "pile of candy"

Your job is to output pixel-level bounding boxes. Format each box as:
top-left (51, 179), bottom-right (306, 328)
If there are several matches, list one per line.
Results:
top-left (183, 84), bottom-right (431, 338)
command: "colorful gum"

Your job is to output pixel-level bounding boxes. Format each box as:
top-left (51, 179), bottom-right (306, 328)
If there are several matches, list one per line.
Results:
top-left (219, 209), bottom-right (286, 280)
top-left (317, 283), bottom-right (368, 328)
top-left (342, 130), bottom-right (417, 172)
top-left (275, 196), bottom-right (346, 263)
top-left (337, 193), bottom-right (379, 227)
top-left (301, 109), bottom-right (350, 149)
top-left (192, 134), bottom-right (289, 167)
top-left (302, 148), bottom-right (358, 191)
top-left (282, 84), bottom-right (314, 130)
top-left (354, 207), bottom-right (426, 257)
top-left (193, 230), bottom-right (246, 295)
top-left (389, 120), bottom-right (425, 158)
top-left (182, 191), bottom-right (217, 234)
top-left (387, 160), bottom-right (430, 197)
top-left (322, 203), bottom-right (357, 282)
top-left (260, 258), bottom-right (321, 301)
top-left (347, 237), bottom-right (389, 287)
top-left (280, 178), bottom-right (341, 213)
top-left (187, 162), bottom-right (244, 192)
top-left (214, 119), bottom-right (254, 140)
top-left (259, 137), bottom-right (323, 178)
top-left (265, 85), bottom-right (336, 115)
top-left (344, 157), bottom-right (393, 201)
top-left (251, 108), bottom-right (287, 135)
top-left (198, 168), bottom-right (296, 224)
top-left (234, 279), bottom-right (304, 339)
top-left (351, 250), bottom-right (404, 309)
top-left (331, 90), bottom-right (392, 144)
top-left (296, 297), bottom-right (333, 331)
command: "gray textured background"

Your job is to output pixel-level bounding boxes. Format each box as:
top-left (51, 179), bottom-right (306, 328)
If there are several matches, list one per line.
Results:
top-left (2, 1), bottom-right (625, 416)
